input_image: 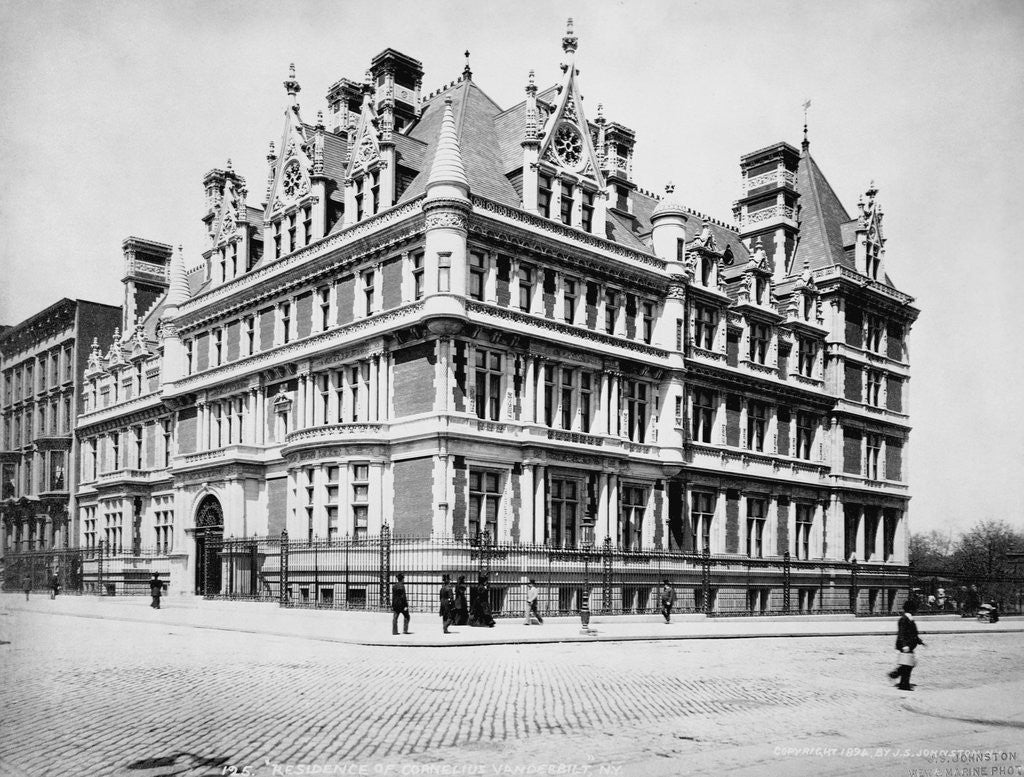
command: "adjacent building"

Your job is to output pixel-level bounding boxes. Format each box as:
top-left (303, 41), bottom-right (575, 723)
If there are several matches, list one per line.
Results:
top-left (64, 22), bottom-right (918, 611)
top-left (0, 298), bottom-right (121, 576)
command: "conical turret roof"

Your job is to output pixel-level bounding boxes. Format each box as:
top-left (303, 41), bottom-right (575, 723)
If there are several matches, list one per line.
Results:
top-left (426, 96), bottom-right (469, 196)
top-left (165, 245), bottom-right (191, 308)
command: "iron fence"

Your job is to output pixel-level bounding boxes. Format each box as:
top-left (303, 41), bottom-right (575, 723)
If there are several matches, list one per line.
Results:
top-left (199, 532), bottom-right (916, 617)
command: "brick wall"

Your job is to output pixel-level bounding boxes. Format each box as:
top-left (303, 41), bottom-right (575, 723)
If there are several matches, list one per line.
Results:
top-left (777, 407), bottom-right (791, 454)
top-left (725, 490), bottom-right (739, 554)
top-left (843, 428), bottom-right (862, 474)
top-left (267, 477), bottom-right (287, 536)
top-left (845, 306), bottom-right (863, 347)
top-left (336, 275), bottom-right (355, 326)
top-left (886, 376), bottom-right (902, 412)
top-left (452, 456), bottom-right (467, 538)
top-left (844, 363), bottom-right (862, 401)
top-left (225, 320), bottom-right (240, 362)
top-left (194, 332), bottom-right (209, 371)
top-left (393, 341), bottom-right (435, 417)
top-left (776, 497), bottom-right (790, 556)
top-left (725, 395), bottom-right (741, 447)
top-left (392, 457), bottom-right (434, 535)
top-left (177, 407), bottom-right (197, 453)
top-left (382, 256), bottom-right (403, 310)
top-left (295, 291), bottom-right (312, 339)
top-left (259, 307), bottom-right (275, 349)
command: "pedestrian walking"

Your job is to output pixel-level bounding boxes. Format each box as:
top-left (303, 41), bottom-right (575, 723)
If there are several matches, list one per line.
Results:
top-left (887, 599), bottom-right (924, 691)
top-left (49, 574), bottom-right (60, 600)
top-left (149, 572), bottom-right (167, 609)
top-left (469, 574), bottom-right (495, 627)
top-left (523, 578), bottom-right (543, 625)
top-left (660, 578), bottom-right (676, 623)
top-left (453, 575), bottom-right (469, 626)
top-left (439, 574), bottom-right (455, 634)
top-left (391, 573), bottom-right (410, 635)
top-left (23, 574), bottom-right (31, 601)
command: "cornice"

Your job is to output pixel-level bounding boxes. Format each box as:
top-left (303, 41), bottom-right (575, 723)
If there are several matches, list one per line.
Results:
top-left (686, 362), bottom-right (836, 408)
top-left (77, 394), bottom-right (165, 434)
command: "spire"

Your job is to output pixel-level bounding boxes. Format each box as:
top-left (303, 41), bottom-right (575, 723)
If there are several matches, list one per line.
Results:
top-left (463, 50), bottom-right (472, 81)
top-left (562, 17), bottom-right (578, 55)
top-left (284, 63), bottom-right (301, 106)
top-left (426, 96), bottom-right (469, 198)
top-left (801, 98), bottom-right (811, 152)
top-left (166, 244), bottom-right (191, 307)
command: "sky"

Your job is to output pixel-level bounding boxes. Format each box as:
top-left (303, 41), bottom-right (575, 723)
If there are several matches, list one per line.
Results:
top-left (0, 0), bottom-right (1022, 540)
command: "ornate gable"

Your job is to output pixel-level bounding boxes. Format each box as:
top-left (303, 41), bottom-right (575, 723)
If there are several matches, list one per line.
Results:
top-left (536, 20), bottom-right (605, 187)
top-left (346, 98), bottom-right (382, 176)
top-left (212, 166), bottom-right (247, 247)
top-left (265, 99), bottom-right (313, 219)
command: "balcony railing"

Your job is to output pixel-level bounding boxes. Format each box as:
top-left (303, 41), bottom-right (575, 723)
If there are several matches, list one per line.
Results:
top-left (744, 169), bottom-right (798, 192)
top-left (740, 204), bottom-right (796, 227)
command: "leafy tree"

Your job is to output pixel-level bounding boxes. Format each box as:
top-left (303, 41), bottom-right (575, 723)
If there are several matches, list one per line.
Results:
top-left (908, 529), bottom-right (955, 571)
top-left (952, 519), bottom-right (1024, 579)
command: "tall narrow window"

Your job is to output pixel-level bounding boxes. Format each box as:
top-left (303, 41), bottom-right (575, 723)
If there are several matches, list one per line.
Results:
top-left (287, 214), bottom-right (297, 254)
top-left (185, 340), bottom-right (194, 374)
top-left (559, 181), bottom-right (573, 225)
top-left (538, 175), bottom-right (553, 219)
top-left (325, 466), bottom-right (340, 541)
top-left (746, 401), bottom-right (766, 452)
top-left (866, 370), bottom-right (883, 407)
top-left (579, 373), bottom-right (592, 433)
top-left (795, 504), bottom-right (814, 560)
top-left (411, 252), bottom-right (425, 300)
top-left (560, 369), bottom-right (574, 430)
top-left (350, 364), bottom-right (364, 422)
top-left (749, 323), bottom-right (770, 364)
top-left (111, 432), bottom-right (120, 471)
top-left (604, 290), bottom-right (619, 335)
top-left (162, 420), bottom-right (172, 467)
top-left (362, 269), bottom-right (375, 316)
top-left (563, 278), bottom-right (577, 323)
top-left (798, 337), bottom-right (816, 377)
top-left (134, 426), bottom-right (143, 469)
top-left (213, 328), bottom-right (223, 366)
top-left (273, 221), bottom-right (282, 257)
top-left (230, 243), bottom-right (238, 277)
top-left (303, 206), bottom-right (313, 246)
top-left (866, 433), bottom-right (882, 480)
top-left (474, 349), bottom-right (503, 421)
top-left (866, 314), bottom-right (885, 353)
top-left (691, 388), bottom-right (715, 444)
top-left (695, 306), bottom-right (718, 350)
top-left (351, 463), bottom-right (369, 540)
top-left (691, 491), bottom-right (715, 553)
top-left (468, 470), bottom-right (501, 540)
top-left (234, 398), bottom-right (244, 444)
top-left (796, 412), bottom-right (815, 460)
top-left (623, 380), bottom-right (648, 443)
top-left (304, 468), bottom-right (315, 542)
top-left (318, 287), bottom-right (331, 330)
top-left (543, 365), bottom-right (555, 427)
top-left (581, 190), bottom-right (594, 232)
top-left (746, 498), bottom-right (766, 558)
top-left (620, 486), bottom-right (646, 550)
top-left (244, 316), bottom-right (256, 355)
top-left (641, 302), bottom-right (654, 344)
top-left (468, 252), bottom-right (486, 301)
top-left (280, 302), bottom-right (292, 345)
top-left (518, 266), bottom-right (533, 312)
top-left (370, 171), bottom-right (380, 215)
top-left (549, 479), bottom-right (579, 548)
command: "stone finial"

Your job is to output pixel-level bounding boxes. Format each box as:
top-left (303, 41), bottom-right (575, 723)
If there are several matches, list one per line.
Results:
top-left (426, 95), bottom-right (469, 197)
top-left (284, 63), bottom-right (301, 102)
top-left (562, 17), bottom-right (578, 54)
top-left (463, 50), bottom-right (472, 81)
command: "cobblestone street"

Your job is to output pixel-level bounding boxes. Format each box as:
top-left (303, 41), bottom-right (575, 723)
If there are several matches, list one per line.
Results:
top-left (2, 599), bottom-right (1022, 777)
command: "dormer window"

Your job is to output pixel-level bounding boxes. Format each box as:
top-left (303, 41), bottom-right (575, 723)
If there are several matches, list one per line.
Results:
top-left (615, 185), bottom-right (628, 212)
top-left (538, 175), bottom-right (553, 219)
top-left (749, 323), bottom-right (770, 364)
top-left (755, 277), bottom-right (767, 305)
top-left (866, 244), bottom-right (881, 280)
top-left (273, 221), bottom-right (282, 258)
top-left (559, 181), bottom-right (573, 225)
top-left (581, 191), bottom-right (594, 232)
top-left (701, 257), bottom-right (714, 286)
top-left (803, 294), bottom-right (814, 320)
top-left (303, 206), bottom-right (313, 246)
top-left (287, 214), bottom-right (297, 254)
top-left (218, 249), bottom-right (227, 283)
top-left (694, 305), bottom-right (717, 350)
top-left (797, 337), bottom-right (816, 377)
top-left (355, 179), bottom-right (365, 222)
top-left (370, 171), bottom-right (380, 215)
top-left (230, 243), bottom-right (238, 277)
top-left (412, 251), bottom-right (425, 301)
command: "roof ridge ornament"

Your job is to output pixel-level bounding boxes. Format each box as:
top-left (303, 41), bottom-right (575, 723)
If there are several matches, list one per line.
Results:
top-left (802, 98), bottom-right (811, 152)
top-left (562, 17), bottom-right (578, 55)
top-left (284, 63), bottom-right (301, 107)
top-left (463, 50), bottom-right (472, 81)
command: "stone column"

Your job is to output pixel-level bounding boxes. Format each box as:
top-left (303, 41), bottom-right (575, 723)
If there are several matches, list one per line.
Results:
top-left (368, 354), bottom-right (379, 422)
top-left (533, 465), bottom-right (546, 544)
top-left (607, 473), bottom-right (619, 545)
top-left (523, 357), bottom-right (536, 424)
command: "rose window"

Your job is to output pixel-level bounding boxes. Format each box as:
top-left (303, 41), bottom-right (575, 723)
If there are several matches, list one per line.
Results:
top-left (553, 123), bottom-right (583, 169)
top-left (282, 161), bottom-right (304, 197)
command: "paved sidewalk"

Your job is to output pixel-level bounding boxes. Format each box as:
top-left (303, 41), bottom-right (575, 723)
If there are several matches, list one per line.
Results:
top-left (4, 592), bottom-right (1021, 646)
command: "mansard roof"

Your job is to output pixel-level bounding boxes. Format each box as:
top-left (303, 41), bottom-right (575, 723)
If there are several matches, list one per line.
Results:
top-left (792, 150), bottom-right (854, 272)
top-left (398, 78), bottom-right (520, 207)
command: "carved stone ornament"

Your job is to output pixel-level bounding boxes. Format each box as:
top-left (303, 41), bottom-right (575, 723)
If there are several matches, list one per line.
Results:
top-left (425, 211), bottom-right (468, 231)
top-left (282, 159), bottom-right (308, 199)
top-left (553, 122), bottom-right (584, 170)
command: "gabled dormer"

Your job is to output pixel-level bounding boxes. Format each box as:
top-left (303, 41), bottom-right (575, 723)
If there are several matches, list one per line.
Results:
top-left (202, 161), bottom-right (262, 285)
top-left (263, 64), bottom-right (329, 261)
top-left (735, 239), bottom-right (779, 313)
top-left (786, 259), bottom-right (826, 330)
top-left (521, 19), bottom-right (607, 237)
top-left (853, 182), bottom-right (887, 282)
top-left (343, 73), bottom-right (387, 226)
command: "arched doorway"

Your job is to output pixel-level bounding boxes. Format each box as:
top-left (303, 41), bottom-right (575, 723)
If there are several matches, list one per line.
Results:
top-left (194, 495), bottom-right (223, 595)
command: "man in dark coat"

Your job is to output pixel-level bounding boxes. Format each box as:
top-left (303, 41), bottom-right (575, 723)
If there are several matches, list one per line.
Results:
top-left (888, 599), bottom-right (924, 690)
top-left (391, 573), bottom-right (410, 635)
top-left (23, 574), bottom-right (31, 601)
top-left (660, 579), bottom-right (676, 623)
top-left (469, 574), bottom-right (495, 627)
top-left (50, 574), bottom-right (60, 600)
top-left (149, 572), bottom-right (166, 609)
top-left (453, 575), bottom-right (469, 625)
top-left (439, 574), bottom-right (455, 634)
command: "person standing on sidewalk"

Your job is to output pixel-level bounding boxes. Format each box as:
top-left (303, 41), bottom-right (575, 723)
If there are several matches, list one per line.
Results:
top-left (49, 574), bottom-right (60, 600)
top-left (524, 579), bottom-right (543, 625)
top-left (149, 572), bottom-right (167, 609)
top-left (453, 575), bottom-right (469, 626)
top-left (660, 579), bottom-right (676, 623)
top-left (439, 574), bottom-right (455, 634)
top-left (888, 599), bottom-right (924, 691)
top-left (391, 573), bottom-right (410, 635)
top-left (23, 574), bottom-right (31, 601)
